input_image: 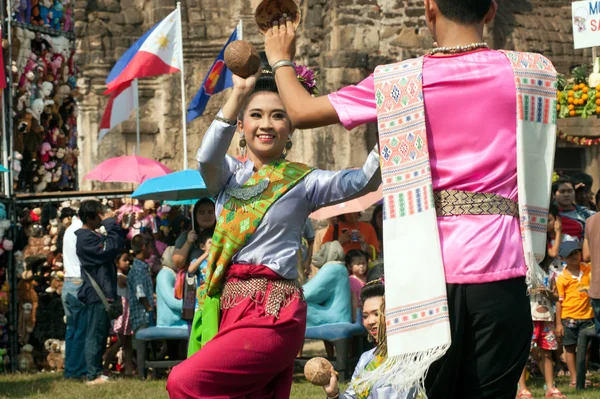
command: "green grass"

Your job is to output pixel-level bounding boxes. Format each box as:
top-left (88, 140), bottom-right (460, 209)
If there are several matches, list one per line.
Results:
top-left (0, 373), bottom-right (345, 399)
top-left (3, 373), bottom-right (600, 398)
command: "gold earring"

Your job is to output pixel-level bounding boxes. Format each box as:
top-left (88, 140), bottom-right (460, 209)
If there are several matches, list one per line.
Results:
top-left (239, 136), bottom-right (247, 158)
top-left (282, 139), bottom-right (293, 158)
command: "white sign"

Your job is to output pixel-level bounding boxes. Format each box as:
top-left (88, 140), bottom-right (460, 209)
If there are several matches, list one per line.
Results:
top-left (573, 1), bottom-right (600, 49)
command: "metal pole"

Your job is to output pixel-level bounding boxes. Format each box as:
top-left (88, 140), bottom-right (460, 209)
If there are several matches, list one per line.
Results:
top-left (7, 199), bottom-right (17, 372)
top-left (237, 19), bottom-right (243, 40)
top-left (1, 90), bottom-right (7, 198)
top-left (133, 78), bottom-right (140, 155)
top-left (177, 2), bottom-right (188, 170)
top-left (5, 0), bottom-right (14, 198)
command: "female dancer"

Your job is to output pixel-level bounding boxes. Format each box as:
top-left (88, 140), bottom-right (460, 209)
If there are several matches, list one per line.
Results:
top-left (166, 66), bottom-right (381, 398)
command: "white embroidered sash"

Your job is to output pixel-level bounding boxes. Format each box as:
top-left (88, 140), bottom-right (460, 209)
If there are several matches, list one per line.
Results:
top-left (353, 51), bottom-right (557, 396)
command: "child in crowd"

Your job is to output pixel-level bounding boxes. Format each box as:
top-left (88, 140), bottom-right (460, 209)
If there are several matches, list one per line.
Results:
top-left (556, 241), bottom-right (595, 388)
top-left (104, 250), bottom-right (134, 376)
top-left (128, 235), bottom-right (155, 333)
top-left (181, 228), bottom-right (213, 333)
top-left (517, 256), bottom-right (564, 398)
top-left (345, 249), bottom-right (368, 308)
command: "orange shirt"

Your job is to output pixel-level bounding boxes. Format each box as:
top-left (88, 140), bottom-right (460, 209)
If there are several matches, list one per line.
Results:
top-left (557, 263), bottom-right (594, 320)
top-left (322, 221), bottom-right (379, 255)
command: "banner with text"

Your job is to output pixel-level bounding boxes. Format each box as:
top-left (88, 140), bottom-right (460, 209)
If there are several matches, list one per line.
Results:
top-left (573, 1), bottom-right (600, 49)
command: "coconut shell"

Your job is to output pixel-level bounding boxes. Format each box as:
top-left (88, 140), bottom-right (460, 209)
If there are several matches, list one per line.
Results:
top-left (224, 40), bottom-right (261, 79)
top-left (255, 0), bottom-right (301, 34)
top-left (304, 357), bottom-right (333, 386)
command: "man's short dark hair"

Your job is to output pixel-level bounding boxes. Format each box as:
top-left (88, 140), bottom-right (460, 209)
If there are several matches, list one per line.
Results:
top-left (198, 228), bottom-right (214, 247)
top-left (552, 176), bottom-right (574, 193)
top-left (434, 0), bottom-right (493, 25)
top-left (131, 234), bottom-right (151, 255)
top-left (78, 200), bottom-right (102, 225)
top-left (572, 172), bottom-right (593, 192)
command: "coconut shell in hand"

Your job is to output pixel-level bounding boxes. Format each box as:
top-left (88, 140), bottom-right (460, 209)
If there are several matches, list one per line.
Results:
top-left (255, 0), bottom-right (301, 34)
top-left (224, 40), bottom-right (261, 79)
top-left (304, 357), bottom-right (333, 386)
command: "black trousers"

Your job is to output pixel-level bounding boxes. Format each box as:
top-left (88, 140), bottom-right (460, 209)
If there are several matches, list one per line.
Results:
top-left (424, 277), bottom-right (532, 399)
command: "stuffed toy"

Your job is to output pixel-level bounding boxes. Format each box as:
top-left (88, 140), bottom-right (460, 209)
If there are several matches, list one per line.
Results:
top-left (14, 251), bottom-right (25, 279)
top-left (0, 314), bottom-right (7, 348)
top-left (0, 238), bottom-right (14, 256)
top-left (34, 172), bottom-right (52, 193)
top-left (13, 0), bottom-right (30, 23)
top-left (18, 302), bottom-right (34, 345)
top-left (50, 0), bottom-right (63, 31)
top-left (38, 0), bottom-right (52, 26)
top-left (11, 151), bottom-right (23, 182)
top-left (17, 344), bottom-right (36, 372)
top-left (15, 27), bottom-right (36, 72)
top-left (40, 81), bottom-right (53, 100)
top-left (30, 0), bottom-right (41, 25)
top-left (0, 348), bottom-right (7, 372)
top-left (17, 258), bottom-right (43, 330)
top-left (55, 147), bottom-right (66, 159)
top-left (62, 2), bottom-right (73, 32)
top-left (39, 142), bottom-right (53, 162)
top-left (45, 271), bottom-right (63, 295)
top-left (0, 281), bottom-right (8, 314)
top-left (30, 209), bottom-right (42, 224)
top-left (157, 205), bottom-right (172, 235)
top-left (44, 339), bottom-right (64, 371)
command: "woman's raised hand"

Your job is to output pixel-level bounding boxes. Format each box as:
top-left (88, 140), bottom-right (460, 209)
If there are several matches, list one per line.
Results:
top-left (232, 68), bottom-right (263, 98)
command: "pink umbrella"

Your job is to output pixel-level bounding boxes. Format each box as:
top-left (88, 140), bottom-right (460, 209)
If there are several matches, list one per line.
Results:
top-left (309, 185), bottom-right (383, 220)
top-left (84, 155), bottom-right (173, 184)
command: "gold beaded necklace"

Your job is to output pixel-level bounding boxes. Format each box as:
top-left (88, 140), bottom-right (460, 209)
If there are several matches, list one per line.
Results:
top-left (429, 42), bottom-right (489, 56)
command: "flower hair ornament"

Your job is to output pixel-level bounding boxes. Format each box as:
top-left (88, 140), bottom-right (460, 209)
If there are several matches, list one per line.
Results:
top-left (262, 64), bottom-right (319, 95)
top-left (295, 64), bottom-right (319, 96)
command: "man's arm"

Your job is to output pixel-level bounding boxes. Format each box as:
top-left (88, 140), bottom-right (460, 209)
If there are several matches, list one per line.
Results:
top-left (76, 218), bottom-right (124, 263)
top-left (583, 237), bottom-right (591, 262)
top-left (139, 297), bottom-right (153, 312)
top-left (555, 278), bottom-right (565, 338)
top-left (265, 18), bottom-right (339, 129)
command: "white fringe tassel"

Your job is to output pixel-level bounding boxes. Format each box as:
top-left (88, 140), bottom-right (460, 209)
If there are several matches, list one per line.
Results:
top-left (352, 344), bottom-right (451, 398)
top-left (525, 251), bottom-right (545, 292)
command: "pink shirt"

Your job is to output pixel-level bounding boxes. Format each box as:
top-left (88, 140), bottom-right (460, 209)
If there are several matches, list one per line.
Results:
top-left (328, 50), bottom-right (526, 284)
top-left (349, 275), bottom-right (366, 307)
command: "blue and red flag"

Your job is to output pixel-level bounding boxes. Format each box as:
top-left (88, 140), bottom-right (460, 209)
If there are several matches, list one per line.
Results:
top-left (187, 29), bottom-right (238, 123)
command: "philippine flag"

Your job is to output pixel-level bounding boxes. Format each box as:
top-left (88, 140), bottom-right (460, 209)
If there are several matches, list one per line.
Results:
top-left (98, 81), bottom-right (136, 141)
top-left (187, 28), bottom-right (238, 123)
top-left (105, 8), bottom-right (182, 93)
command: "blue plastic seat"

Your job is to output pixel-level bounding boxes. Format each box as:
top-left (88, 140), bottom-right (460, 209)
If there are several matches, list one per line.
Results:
top-left (302, 309), bottom-right (367, 381)
top-left (135, 326), bottom-right (189, 380)
top-left (135, 326), bottom-right (189, 340)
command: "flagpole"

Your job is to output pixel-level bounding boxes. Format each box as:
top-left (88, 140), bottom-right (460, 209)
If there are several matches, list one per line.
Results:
top-left (237, 19), bottom-right (243, 40)
top-left (177, 2), bottom-right (188, 170)
top-left (133, 78), bottom-right (140, 155)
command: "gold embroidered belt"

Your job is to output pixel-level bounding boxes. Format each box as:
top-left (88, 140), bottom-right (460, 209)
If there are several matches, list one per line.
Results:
top-left (434, 190), bottom-right (519, 217)
top-left (220, 277), bottom-right (304, 318)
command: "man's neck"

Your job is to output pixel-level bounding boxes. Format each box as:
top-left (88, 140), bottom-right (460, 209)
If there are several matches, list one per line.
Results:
top-left (559, 204), bottom-right (575, 211)
top-left (82, 224), bottom-right (95, 231)
top-left (135, 254), bottom-right (145, 261)
top-left (434, 20), bottom-right (485, 49)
